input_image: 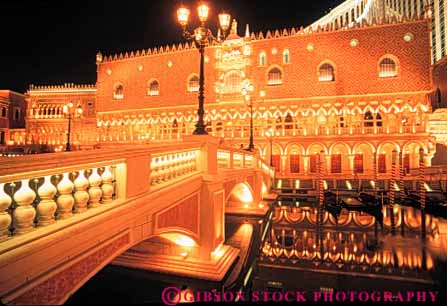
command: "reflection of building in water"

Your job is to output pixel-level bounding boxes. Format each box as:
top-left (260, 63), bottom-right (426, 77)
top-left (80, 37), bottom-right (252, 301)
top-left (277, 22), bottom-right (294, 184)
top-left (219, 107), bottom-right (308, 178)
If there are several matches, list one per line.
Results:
top-left (260, 205), bottom-right (446, 281)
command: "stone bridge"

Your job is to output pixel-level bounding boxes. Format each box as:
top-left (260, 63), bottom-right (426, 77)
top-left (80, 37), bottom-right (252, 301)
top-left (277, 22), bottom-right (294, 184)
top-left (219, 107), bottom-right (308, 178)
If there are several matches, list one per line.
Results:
top-left (0, 135), bottom-right (274, 305)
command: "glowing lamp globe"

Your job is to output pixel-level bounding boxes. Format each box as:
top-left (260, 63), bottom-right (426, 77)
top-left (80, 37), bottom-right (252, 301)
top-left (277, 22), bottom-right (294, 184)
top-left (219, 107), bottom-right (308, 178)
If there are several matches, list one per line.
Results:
top-left (197, 3), bottom-right (209, 22)
top-left (218, 12), bottom-right (231, 31)
top-left (177, 6), bottom-right (190, 27)
top-left (77, 105), bottom-right (83, 115)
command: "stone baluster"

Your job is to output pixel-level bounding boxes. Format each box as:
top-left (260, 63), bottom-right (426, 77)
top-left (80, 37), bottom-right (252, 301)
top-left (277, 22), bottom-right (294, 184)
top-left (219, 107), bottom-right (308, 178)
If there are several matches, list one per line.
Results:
top-left (74, 170), bottom-right (90, 213)
top-left (13, 179), bottom-right (36, 234)
top-left (180, 153), bottom-right (187, 175)
top-left (37, 175), bottom-right (57, 226)
top-left (88, 168), bottom-right (103, 208)
top-left (101, 166), bottom-right (114, 204)
top-left (0, 183), bottom-right (12, 241)
top-left (161, 156), bottom-right (169, 182)
top-left (150, 158), bottom-right (157, 185)
top-left (56, 173), bottom-right (75, 220)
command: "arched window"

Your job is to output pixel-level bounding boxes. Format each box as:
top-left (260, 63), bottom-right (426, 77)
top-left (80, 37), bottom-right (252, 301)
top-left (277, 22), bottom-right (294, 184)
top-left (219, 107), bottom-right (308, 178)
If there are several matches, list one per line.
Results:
top-left (222, 70), bottom-right (243, 94)
top-left (275, 115), bottom-right (282, 131)
top-left (351, 8), bottom-right (355, 22)
top-left (285, 113), bottom-right (293, 129)
top-left (1, 107), bottom-right (6, 118)
top-left (364, 111), bottom-right (374, 127)
top-left (319, 63), bottom-right (335, 82)
top-left (376, 113), bottom-right (383, 127)
top-left (267, 67), bottom-right (283, 85)
top-left (148, 80), bottom-right (160, 96)
top-left (259, 52), bottom-right (267, 66)
top-left (379, 57), bottom-right (398, 78)
top-left (172, 119), bottom-right (178, 134)
top-left (283, 50), bottom-right (290, 64)
top-left (188, 75), bottom-right (200, 92)
top-left (113, 83), bottom-right (124, 100)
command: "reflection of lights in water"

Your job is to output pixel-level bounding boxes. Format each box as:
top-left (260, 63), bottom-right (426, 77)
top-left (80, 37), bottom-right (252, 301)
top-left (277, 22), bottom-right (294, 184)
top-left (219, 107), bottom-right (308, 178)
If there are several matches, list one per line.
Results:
top-left (277, 180), bottom-right (282, 189)
top-left (346, 181), bottom-right (352, 190)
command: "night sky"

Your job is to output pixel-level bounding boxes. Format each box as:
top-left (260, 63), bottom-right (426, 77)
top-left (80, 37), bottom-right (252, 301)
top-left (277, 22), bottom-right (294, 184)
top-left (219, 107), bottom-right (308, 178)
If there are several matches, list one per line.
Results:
top-left (0, 0), bottom-right (343, 93)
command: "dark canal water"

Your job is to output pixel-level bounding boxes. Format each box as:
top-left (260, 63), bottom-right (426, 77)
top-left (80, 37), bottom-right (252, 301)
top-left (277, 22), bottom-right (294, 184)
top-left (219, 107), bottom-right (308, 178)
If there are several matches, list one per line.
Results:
top-left (67, 197), bottom-right (447, 304)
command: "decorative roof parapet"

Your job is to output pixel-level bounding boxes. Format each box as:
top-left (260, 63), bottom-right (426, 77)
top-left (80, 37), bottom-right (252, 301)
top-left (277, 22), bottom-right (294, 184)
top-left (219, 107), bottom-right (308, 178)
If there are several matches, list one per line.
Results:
top-left (29, 83), bottom-right (97, 92)
top-left (100, 14), bottom-right (426, 63)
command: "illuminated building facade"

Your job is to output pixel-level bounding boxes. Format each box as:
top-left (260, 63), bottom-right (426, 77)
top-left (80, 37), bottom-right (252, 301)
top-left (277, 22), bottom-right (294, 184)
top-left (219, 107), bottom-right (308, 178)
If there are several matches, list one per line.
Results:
top-left (96, 17), bottom-right (437, 179)
top-left (312, 0), bottom-right (447, 106)
top-left (25, 83), bottom-right (97, 151)
top-left (0, 90), bottom-right (26, 150)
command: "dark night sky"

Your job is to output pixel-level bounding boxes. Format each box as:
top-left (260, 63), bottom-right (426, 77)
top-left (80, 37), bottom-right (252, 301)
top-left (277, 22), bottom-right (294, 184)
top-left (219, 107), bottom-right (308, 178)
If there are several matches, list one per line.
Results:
top-left (0, 0), bottom-right (343, 93)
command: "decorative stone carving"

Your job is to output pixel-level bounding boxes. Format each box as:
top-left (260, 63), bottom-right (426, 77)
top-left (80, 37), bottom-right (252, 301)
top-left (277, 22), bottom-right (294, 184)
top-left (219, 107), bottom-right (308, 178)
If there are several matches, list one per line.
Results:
top-left (74, 170), bottom-right (90, 213)
top-left (56, 173), bottom-right (75, 220)
top-left (37, 175), bottom-right (57, 226)
top-left (0, 183), bottom-right (12, 241)
top-left (101, 166), bottom-right (114, 204)
top-left (13, 179), bottom-right (37, 234)
top-left (88, 168), bottom-right (103, 208)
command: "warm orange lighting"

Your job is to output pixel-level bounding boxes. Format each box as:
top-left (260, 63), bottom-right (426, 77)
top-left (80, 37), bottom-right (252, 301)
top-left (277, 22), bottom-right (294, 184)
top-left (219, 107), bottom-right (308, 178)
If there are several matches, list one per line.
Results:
top-left (160, 233), bottom-right (197, 247)
top-left (231, 183), bottom-right (254, 204)
top-left (197, 3), bottom-right (209, 23)
top-left (212, 245), bottom-right (224, 258)
top-left (218, 12), bottom-right (231, 31)
top-left (259, 90), bottom-right (266, 98)
top-left (177, 6), bottom-right (190, 27)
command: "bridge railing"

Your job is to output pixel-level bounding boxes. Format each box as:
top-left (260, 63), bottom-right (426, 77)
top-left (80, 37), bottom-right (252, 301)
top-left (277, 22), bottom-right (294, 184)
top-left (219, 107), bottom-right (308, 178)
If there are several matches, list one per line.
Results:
top-left (0, 148), bottom-right (133, 244)
top-left (0, 138), bottom-right (275, 245)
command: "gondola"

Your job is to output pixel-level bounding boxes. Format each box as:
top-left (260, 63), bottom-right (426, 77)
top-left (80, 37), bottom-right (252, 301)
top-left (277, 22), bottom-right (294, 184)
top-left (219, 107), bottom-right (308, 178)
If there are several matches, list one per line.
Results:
top-left (323, 191), bottom-right (343, 218)
top-left (402, 192), bottom-right (447, 218)
top-left (339, 194), bottom-right (384, 224)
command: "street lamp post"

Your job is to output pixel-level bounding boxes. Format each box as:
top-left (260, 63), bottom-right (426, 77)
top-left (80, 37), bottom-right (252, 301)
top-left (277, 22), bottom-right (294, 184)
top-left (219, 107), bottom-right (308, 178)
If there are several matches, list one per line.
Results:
top-left (63, 102), bottom-right (83, 152)
top-left (241, 79), bottom-right (255, 151)
top-left (177, 3), bottom-right (231, 135)
top-left (265, 128), bottom-right (274, 167)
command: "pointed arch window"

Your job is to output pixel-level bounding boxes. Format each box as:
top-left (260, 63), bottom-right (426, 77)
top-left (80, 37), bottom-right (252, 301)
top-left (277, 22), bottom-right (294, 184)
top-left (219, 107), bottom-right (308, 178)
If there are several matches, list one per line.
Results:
top-left (283, 50), bottom-right (290, 64)
top-left (113, 83), bottom-right (124, 100)
top-left (318, 63), bottom-right (335, 82)
top-left (275, 115), bottom-right (283, 131)
top-left (267, 67), bottom-right (283, 85)
top-left (285, 113), bottom-right (293, 129)
top-left (188, 75), bottom-right (200, 92)
top-left (148, 80), bottom-right (160, 96)
top-left (259, 52), bottom-right (267, 66)
top-left (379, 57), bottom-right (398, 78)
top-left (376, 113), bottom-right (383, 127)
top-left (364, 111), bottom-right (374, 127)
top-left (172, 119), bottom-right (179, 135)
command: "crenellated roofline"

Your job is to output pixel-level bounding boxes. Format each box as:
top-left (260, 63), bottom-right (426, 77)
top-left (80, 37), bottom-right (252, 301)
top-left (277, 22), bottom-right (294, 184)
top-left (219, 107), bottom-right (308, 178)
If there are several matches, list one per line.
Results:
top-left (28, 83), bottom-right (97, 93)
top-left (98, 15), bottom-right (427, 64)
